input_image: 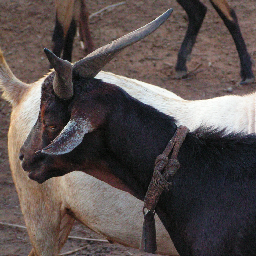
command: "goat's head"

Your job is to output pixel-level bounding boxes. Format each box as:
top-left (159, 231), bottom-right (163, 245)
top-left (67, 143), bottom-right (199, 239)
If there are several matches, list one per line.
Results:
top-left (19, 9), bottom-right (173, 183)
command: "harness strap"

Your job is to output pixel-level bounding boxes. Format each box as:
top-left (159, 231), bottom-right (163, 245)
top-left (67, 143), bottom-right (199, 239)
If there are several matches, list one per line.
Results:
top-left (141, 125), bottom-right (189, 253)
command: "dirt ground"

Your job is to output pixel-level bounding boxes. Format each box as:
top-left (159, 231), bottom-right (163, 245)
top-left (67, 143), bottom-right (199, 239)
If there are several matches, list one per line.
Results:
top-left (0, 0), bottom-right (256, 255)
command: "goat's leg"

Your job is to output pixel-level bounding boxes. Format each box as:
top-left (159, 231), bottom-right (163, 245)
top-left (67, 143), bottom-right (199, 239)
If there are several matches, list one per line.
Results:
top-left (52, 16), bottom-right (65, 59)
top-left (28, 248), bottom-right (36, 256)
top-left (57, 213), bottom-right (76, 253)
top-left (210, 0), bottom-right (254, 84)
top-left (22, 203), bottom-right (73, 255)
top-left (175, 0), bottom-right (207, 78)
top-left (11, 173), bottom-right (74, 255)
top-left (23, 205), bottom-right (74, 256)
top-left (62, 19), bottom-right (77, 62)
top-left (79, 0), bottom-right (94, 54)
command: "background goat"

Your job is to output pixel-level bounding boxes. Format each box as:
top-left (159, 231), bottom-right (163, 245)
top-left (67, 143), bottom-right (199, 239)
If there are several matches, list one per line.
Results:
top-left (53, 0), bottom-right (255, 83)
top-left (53, 0), bottom-right (94, 61)
top-left (176, 0), bottom-right (254, 84)
top-left (20, 46), bottom-right (256, 255)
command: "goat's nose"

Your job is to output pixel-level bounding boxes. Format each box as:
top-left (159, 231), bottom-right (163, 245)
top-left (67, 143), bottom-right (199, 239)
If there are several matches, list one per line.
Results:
top-left (19, 153), bottom-right (24, 161)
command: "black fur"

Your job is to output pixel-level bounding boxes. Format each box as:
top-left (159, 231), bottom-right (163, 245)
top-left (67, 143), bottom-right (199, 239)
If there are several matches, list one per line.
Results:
top-left (74, 79), bottom-right (256, 255)
top-left (52, 17), bottom-right (76, 62)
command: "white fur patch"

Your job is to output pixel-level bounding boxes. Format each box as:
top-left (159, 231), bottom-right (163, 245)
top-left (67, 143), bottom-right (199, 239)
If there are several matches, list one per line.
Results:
top-left (97, 71), bottom-right (255, 134)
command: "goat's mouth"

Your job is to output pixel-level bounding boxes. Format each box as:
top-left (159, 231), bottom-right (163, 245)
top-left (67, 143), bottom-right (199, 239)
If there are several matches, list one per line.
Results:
top-left (27, 169), bottom-right (49, 184)
top-left (27, 167), bottom-right (69, 184)
top-left (21, 154), bottom-right (72, 183)
top-left (20, 154), bottom-right (60, 183)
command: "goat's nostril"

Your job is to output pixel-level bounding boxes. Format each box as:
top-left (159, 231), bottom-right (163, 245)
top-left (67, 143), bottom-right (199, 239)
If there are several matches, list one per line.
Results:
top-left (19, 153), bottom-right (24, 161)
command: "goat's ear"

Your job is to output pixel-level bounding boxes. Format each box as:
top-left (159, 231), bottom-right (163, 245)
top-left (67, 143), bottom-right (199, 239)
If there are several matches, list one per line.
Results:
top-left (41, 117), bottom-right (94, 155)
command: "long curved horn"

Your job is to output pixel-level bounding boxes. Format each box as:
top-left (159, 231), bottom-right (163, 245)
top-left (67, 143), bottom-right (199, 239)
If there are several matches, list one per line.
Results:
top-left (73, 8), bottom-right (173, 78)
top-left (41, 117), bottom-right (94, 155)
top-left (44, 48), bottom-right (73, 100)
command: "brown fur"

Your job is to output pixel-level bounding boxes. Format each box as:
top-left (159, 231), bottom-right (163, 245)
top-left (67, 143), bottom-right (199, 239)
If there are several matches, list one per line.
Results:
top-left (54, 0), bottom-right (93, 53)
top-left (211, 0), bottom-right (233, 21)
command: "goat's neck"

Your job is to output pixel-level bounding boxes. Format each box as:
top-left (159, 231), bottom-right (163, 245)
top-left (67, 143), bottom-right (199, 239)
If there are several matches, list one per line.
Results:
top-left (103, 96), bottom-right (178, 200)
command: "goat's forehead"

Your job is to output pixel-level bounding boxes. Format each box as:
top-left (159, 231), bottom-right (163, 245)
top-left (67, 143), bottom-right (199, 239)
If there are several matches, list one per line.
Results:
top-left (43, 72), bottom-right (55, 86)
top-left (41, 72), bottom-right (55, 95)
top-left (41, 72), bottom-right (58, 101)
top-left (40, 73), bottom-right (65, 112)
top-left (41, 73), bottom-right (122, 105)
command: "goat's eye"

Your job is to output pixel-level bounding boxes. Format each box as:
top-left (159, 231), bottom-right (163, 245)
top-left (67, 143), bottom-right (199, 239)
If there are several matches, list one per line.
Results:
top-left (44, 123), bottom-right (58, 131)
top-left (48, 125), bottom-right (57, 131)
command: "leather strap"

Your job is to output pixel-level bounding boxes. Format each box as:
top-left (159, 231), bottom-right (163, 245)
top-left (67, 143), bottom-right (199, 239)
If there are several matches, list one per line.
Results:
top-left (141, 125), bottom-right (189, 253)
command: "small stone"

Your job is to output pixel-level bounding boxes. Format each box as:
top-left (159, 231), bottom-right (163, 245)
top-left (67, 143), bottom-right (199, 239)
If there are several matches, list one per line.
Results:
top-left (226, 87), bottom-right (233, 92)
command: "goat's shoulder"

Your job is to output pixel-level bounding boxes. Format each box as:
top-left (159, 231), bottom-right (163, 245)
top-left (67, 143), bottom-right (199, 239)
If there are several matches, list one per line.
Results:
top-left (184, 128), bottom-right (256, 178)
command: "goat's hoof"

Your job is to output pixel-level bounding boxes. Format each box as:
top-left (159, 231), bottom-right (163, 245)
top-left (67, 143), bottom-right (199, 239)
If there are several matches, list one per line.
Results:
top-left (175, 70), bottom-right (187, 79)
top-left (240, 77), bottom-right (255, 85)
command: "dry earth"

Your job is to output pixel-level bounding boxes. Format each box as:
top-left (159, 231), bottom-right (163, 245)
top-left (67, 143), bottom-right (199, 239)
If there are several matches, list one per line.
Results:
top-left (0, 0), bottom-right (256, 255)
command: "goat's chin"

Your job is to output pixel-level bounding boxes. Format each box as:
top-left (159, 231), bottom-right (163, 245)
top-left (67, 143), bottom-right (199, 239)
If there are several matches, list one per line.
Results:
top-left (28, 168), bottom-right (69, 184)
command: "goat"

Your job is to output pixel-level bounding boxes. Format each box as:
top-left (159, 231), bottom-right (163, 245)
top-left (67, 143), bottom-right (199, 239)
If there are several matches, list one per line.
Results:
top-left (20, 43), bottom-right (256, 256)
top-left (53, 0), bottom-right (254, 83)
top-left (176, 0), bottom-right (254, 84)
top-left (1, 10), bottom-right (180, 256)
top-left (52, 0), bottom-right (93, 62)
top-left (1, 6), bottom-right (255, 255)
top-left (1, 23), bottom-right (256, 256)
